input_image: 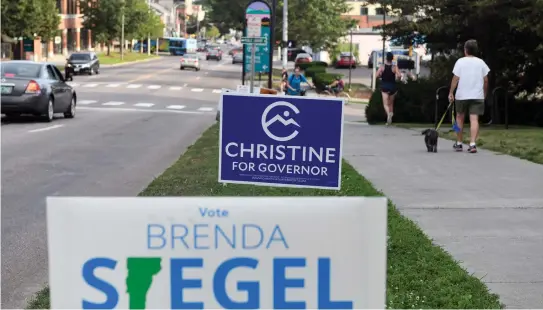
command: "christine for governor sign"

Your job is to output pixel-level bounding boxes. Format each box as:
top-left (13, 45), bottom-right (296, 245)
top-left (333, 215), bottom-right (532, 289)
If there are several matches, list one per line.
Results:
top-left (219, 93), bottom-right (344, 190)
top-left (47, 197), bottom-right (387, 309)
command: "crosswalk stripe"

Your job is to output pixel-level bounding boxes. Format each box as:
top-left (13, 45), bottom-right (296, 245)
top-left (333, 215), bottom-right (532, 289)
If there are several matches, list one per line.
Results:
top-left (78, 100), bottom-right (97, 105)
top-left (169, 86), bottom-right (182, 90)
top-left (197, 107), bottom-right (214, 112)
top-left (191, 88), bottom-right (204, 92)
top-left (134, 103), bottom-right (155, 107)
top-left (83, 84), bottom-right (98, 88)
top-left (148, 85), bottom-right (161, 89)
top-left (67, 82), bottom-right (79, 87)
top-left (212, 89), bottom-right (222, 93)
top-left (106, 84), bottom-right (120, 88)
top-left (127, 84), bottom-right (142, 88)
top-left (102, 101), bottom-right (125, 106)
top-left (166, 105), bottom-right (186, 110)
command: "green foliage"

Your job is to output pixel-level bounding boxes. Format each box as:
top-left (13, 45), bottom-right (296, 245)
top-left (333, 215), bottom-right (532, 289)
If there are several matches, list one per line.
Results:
top-left (80, 0), bottom-right (122, 49)
top-left (205, 25), bottom-right (220, 39)
top-left (1, 0), bottom-right (60, 40)
top-left (375, 0), bottom-right (543, 96)
top-left (202, 0), bottom-right (355, 50)
top-left (305, 66), bottom-right (326, 80)
top-left (314, 72), bottom-right (343, 91)
top-left (297, 61), bottom-right (327, 70)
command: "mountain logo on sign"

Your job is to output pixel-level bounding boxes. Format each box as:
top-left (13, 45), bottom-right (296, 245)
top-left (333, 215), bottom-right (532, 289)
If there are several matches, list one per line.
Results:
top-left (261, 101), bottom-right (300, 142)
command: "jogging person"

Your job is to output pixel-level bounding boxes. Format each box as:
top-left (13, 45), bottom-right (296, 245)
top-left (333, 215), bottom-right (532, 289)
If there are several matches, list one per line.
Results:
top-left (376, 52), bottom-right (401, 125)
top-left (286, 66), bottom-right (314, 96)
top-left (326, 76), bottom-right (345, 96)
top-left (448, 39), bottom-right (490, 153)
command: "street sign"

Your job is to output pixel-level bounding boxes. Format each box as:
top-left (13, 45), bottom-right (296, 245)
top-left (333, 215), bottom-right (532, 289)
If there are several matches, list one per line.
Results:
top-left (219, 93), bottom-right (344, 190)
top-left (247, 16), bottom-right (261, 37)
top-left (241, 37), bottom-right (267, 45)
top-left (47, 196), bottom-right (387, 309)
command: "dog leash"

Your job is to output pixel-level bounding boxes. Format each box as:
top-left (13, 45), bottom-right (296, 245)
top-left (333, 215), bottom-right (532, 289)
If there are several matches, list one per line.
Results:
top-left (435, 101), bottom-right (454, 131)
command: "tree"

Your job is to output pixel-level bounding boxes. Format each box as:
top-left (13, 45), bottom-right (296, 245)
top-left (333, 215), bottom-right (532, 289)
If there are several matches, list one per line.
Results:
top-left (1, 0), bottom-right (46, 38)
top-left (367, 0), bottom-right (543, 95)
top-left (205, 25), bottom-right (220, 39)
top-left (201, 0), bottom-right (355, 50)
top-left (80, 0), bottom-right (123, 55)
top-left (36, 0), bottom-right (61, 42)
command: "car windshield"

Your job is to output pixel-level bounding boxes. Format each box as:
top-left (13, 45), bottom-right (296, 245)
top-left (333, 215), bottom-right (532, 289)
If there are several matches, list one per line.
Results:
top-left (70, 54), bottom-right (91, 61)
top-left (185, 54), bottom-right (198, 59)
top-left (297, 54), bottom-right (310, 58)
top-left (0, 63), bottom-right (41, 78)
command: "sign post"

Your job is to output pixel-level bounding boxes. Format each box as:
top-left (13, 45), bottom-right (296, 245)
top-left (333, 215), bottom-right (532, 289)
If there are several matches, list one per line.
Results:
top-left (47, 196), bottom-right (387, 309)
top-left (243, 1), bottom-right (272, 88)
top-left (241, 37), bottom-right (267, 93)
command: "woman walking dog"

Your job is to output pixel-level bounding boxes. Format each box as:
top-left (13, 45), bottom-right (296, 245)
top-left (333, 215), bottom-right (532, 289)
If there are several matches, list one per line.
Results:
top-left (376, 52), bottom-right (401, 125)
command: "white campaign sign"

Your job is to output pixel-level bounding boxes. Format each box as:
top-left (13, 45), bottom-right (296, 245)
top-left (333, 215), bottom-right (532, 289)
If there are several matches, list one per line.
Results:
top-left (47, 197), bottom-right (388, 309)
top-left (236, 84), bottom-right (261, 94)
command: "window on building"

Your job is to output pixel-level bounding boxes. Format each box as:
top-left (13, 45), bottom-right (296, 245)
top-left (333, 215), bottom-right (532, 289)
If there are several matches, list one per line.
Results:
top-left (360, 7), bottom-right (368, 15)
top-left (67, 0), bottom-right (77, 14)
top-left (375, 7), bottom-right (385, 15)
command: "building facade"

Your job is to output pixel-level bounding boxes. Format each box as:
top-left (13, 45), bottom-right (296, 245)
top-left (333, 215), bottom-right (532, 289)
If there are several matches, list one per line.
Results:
top-left (50, 0), bottom-right (93, 57)
top-left (343, 0), bottom-right (399, 28)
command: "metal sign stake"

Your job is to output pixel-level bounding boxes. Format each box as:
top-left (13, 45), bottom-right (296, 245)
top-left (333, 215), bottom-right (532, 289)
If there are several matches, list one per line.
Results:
top-left (250, 43), bottom-right (256, 93)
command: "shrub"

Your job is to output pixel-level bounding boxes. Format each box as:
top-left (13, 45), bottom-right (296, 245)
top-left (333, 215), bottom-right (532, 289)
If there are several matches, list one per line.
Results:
top-left (314, 72), bottom-right (343, 91)
top-left (365, 78), bottom-right (543, 126)
top-left (297, 61), bottom-right (327, 70)
top-left (305, 65), bottom-right (326, 79)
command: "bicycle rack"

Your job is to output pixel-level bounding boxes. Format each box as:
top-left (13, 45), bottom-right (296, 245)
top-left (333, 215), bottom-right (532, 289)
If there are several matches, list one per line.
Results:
top-left (491, 86), bottom-right (510, 129)
top-left (434, 86), bottom-right (450, 128)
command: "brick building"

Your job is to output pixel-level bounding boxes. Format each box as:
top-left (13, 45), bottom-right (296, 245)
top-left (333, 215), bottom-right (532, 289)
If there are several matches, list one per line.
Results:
top-left (49, 0), bottom-right (93, 57)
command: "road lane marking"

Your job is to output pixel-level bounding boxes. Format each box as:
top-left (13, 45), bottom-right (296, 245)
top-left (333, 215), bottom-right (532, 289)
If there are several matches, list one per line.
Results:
top-left (212, 89), bottom-right (222, 93)
top-left (102, 101), bottom-right (125, 106)
top-left (166, 105), bottom-right (186, 110)
top-left (197, 107), bottom-right (214, 112)
top-left (28, 124), bottom-right (64, 133)
top-left (78, 106), bottom-right (205, 115)
top-left (78, 100), bottom-right (97, 104)
top-left (205, 72), bottom-right (209, 75)
top-left (183, 83), bottom-right (188, 87)
top-left (67, 82), bottom-right (79, 86)
top-left (83, 84), bottom-right (98, 87)
top-left (125, 67), bottom-right (173, 84)
top-left (127, 84), bottom-right (142, 88)
top-left (106, 84), bottom-right (120, 88)
top-left (191, 88), bottom-right (204, 92)
top-left (134, 103), bottom-right (155, 107)
top-left (169, 86), bottom-right (182, 90)
top-left (196, 76), bottom-right (201, 80)
top-left (148, 85), bottom-right (161, 89)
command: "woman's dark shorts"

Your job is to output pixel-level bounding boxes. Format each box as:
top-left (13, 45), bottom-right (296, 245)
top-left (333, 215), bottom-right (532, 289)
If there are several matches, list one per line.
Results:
top-left (381, 82), bottom-right (397, 95)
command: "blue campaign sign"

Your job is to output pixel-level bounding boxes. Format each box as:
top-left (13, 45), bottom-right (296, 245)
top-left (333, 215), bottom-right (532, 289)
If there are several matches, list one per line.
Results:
top-left (219, 94), bottom-right (344, 190)
top-left (244, 26), bottom-right (271, 73)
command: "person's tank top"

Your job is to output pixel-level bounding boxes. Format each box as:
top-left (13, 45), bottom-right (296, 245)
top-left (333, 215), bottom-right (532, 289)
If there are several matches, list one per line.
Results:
top-left (381, 64), bottom-right (396, 83)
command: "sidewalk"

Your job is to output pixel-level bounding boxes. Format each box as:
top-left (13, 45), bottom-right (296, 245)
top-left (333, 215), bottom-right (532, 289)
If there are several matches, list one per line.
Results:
top-left (343, 123), bottom-right (543, 308)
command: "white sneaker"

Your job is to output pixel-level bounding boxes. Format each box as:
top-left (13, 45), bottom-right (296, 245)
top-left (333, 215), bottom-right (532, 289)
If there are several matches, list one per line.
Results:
top-left (387, 113), bottom-right (393, 125)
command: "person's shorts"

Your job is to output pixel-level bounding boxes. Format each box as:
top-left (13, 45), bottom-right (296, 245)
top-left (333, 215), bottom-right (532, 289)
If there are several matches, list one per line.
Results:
top-left (331, 87), bottom-right (342, 94)
top-left (455, 99), bottom-right (485, 115)
top-left (381, 83), bottom-right (397, 95)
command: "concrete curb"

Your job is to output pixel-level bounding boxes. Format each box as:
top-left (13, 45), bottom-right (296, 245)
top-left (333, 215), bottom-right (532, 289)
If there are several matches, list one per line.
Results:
top-left (100, 56), bottom-right (163, 68)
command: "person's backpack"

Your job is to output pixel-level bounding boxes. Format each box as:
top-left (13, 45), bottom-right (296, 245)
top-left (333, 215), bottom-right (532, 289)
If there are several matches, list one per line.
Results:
top-left (288, 74), bottom-right (295, 86)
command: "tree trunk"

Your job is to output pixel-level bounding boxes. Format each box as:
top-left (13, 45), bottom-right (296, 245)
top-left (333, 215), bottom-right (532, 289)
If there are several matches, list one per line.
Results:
top-left (107, 42), bottom-right (111, 56)
top-left (140, 39), bottom-right (143, 53)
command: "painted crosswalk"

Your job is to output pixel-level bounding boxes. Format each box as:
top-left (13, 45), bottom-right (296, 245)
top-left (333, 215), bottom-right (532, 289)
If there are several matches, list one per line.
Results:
top-left (75, 99), bottom-right (215, 113)
top-left (67, 82), bottom-right (225, 94)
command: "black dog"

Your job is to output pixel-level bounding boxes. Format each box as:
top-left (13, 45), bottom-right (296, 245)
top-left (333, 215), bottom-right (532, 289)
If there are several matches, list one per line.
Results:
top-left (421, 129), bottom-right (439, 153)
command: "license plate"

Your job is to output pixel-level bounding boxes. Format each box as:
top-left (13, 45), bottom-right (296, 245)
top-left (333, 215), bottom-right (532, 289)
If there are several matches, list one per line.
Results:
top-left (1, 85), bottom-right (13, 95)
top-left (74, 68), bottom-right (80, 72)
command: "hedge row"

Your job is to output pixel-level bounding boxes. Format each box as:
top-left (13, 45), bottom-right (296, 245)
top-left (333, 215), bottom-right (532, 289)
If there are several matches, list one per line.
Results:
top-left (365, 78), bottom-right (543, 126)
top-left (298, 61), bottom-right (343, 91)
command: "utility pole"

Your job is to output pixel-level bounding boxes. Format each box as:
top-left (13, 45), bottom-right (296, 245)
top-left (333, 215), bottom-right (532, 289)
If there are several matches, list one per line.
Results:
top-left (382, 1), bottom-right (386, 64)
top-left (147, 0), bottom-right (151, 56)
top-left (348, 28), bottom-right (353, 91)
top-left (121, 12), bottom-right (125, 61)
top-left (282, 0), bottom-right (288, 69)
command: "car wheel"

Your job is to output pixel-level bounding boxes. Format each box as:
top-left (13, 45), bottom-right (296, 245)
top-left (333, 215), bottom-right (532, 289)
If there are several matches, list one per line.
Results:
top-left (64, 96), bottom-right (76, 118)
top-left (206, 57), bottom-right (209, 60)
top-left (88, 68), bottom-right (94, 75)
top-left (180, 66), bottom-right (184, 70)
top-left (43, 98), bottom-right (54, 122)
top-left (95, 67), bottom-right (100, 74)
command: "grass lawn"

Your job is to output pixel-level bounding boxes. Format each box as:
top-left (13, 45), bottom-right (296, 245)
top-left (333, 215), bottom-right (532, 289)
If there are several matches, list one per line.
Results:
top-left (95, 51), bottom-right (158, 65)
top-left (27, 124), bottom-right (502, 309)
top-left (394, 123), bottom-right (543, 165)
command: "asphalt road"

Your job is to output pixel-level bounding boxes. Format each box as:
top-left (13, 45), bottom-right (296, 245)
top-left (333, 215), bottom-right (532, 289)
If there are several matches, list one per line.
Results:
top-left (0, 53), bottom-right (241, 308)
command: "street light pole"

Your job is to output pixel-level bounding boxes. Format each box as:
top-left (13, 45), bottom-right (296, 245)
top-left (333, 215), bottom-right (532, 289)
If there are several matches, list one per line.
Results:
top-left (282, 0), bottom-right (288, 69)
top-left (348, 28), bottom-right (353, 91)
top-left (147, 0), bottom-right (151, 56)
top-left (121, 12), bottom-right (125, 61)
top-left (382, 1), bottom-right (386, 64)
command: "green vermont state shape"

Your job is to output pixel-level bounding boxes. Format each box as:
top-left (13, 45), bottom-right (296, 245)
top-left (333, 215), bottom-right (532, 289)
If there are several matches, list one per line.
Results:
top-left (126, 257), bottom-right (162, 309)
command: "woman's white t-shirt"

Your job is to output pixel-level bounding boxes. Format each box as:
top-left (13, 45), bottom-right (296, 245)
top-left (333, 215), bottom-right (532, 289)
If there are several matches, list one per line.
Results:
top-left (452, 56), bottom-right (490, 100)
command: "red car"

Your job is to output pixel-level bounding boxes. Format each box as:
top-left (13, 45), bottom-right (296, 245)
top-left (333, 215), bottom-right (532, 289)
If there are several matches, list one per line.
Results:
top-left (294, 53), bottom-right (312, 64)
top-left (335, 52), bottom-right (356, 68)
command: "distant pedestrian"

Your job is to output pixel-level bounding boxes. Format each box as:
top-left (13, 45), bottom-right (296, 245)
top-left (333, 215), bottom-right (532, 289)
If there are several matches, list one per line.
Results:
top-left (448, 39), bottom-right (490, 153)
top-left (376, 52), bottom-right (401, 125)
top-left (280, 68), bottom-right (288, 94)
